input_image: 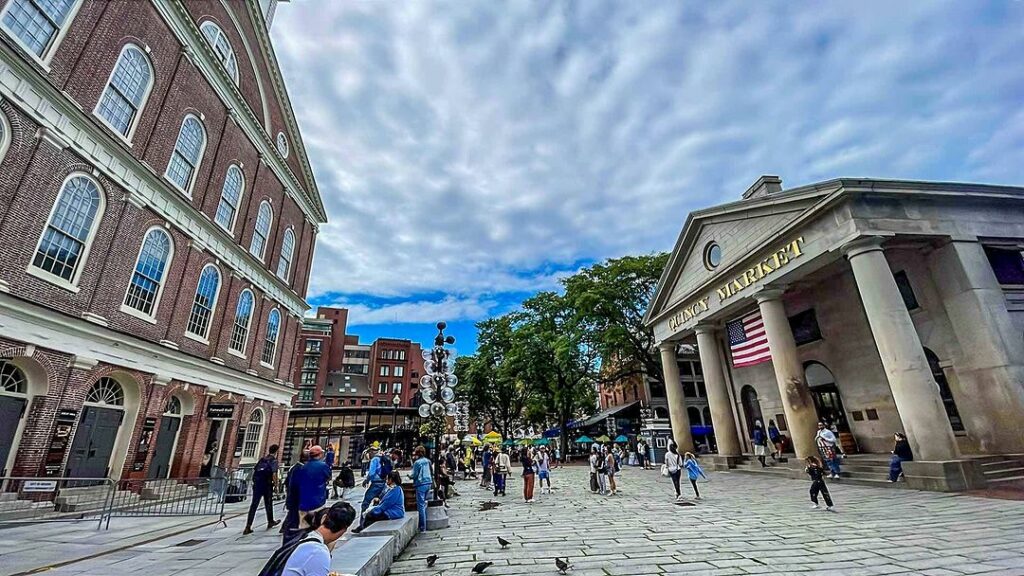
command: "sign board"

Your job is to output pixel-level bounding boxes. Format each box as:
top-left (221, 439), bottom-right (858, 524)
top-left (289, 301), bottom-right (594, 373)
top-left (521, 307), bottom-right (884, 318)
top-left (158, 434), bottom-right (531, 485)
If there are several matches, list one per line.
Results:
top-left (22, 480), bottom-right (58, 492)
top-left (131, 417), bottom-right (157, 472)
top-left (44, 409), bottom-right (78, 477)
top-left (207, 403), bottom-right (235, 419)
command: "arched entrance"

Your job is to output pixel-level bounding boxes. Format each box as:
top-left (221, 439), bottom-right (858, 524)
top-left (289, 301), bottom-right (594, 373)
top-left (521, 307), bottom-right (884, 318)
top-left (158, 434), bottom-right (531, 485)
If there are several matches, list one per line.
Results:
top-left (804, 361), bottom-right (850, 433)
top-left (923, 348), bottom-right (965, 433)
top-left (740, 385), bottom-right (763, 439)
top-left (67, 375), bottom-right (141, 479)
top-left (148, 393), bottom-right (193, 479)
top-left (0, 357), bottom-right (49, 477)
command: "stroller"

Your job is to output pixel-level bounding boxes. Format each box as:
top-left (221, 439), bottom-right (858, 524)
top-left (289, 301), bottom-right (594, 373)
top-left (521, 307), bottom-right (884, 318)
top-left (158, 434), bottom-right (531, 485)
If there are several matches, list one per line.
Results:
top-left (333, 462), bottom-right (356, 498)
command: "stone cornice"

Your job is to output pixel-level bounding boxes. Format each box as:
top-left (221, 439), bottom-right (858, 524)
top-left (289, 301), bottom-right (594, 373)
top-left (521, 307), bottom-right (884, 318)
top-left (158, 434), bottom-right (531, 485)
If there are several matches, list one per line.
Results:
top-left (0, 48), bottom-right (309, 318)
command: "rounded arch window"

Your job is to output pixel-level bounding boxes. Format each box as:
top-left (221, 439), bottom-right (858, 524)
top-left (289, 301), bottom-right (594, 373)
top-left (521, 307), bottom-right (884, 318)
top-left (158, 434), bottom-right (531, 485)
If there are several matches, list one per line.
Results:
top-left (276, 132), bottom-right (288, 158)
top-left (242, 408), bottom-right (265, 459)
top-left (164, 395), bottom-right (182, 416)
top-left (703, 242), bottom-right (722, 270)
top-left (85, 377), bottom-right (124, 406)
top-left (0, 360), bottom-right (27, 395)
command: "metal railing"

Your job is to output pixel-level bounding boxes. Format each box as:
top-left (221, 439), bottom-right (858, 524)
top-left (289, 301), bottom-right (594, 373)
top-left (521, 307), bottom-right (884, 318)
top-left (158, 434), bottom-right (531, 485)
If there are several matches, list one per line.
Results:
top-left (0, 469), bottom-right (248, 530)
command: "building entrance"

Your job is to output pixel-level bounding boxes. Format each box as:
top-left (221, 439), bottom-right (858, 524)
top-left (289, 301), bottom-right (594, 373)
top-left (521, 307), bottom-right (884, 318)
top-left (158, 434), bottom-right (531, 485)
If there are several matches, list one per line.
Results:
top-left (740, 385), bottom-right (763, 440)
top-left (66, 406), bottom-right (122, 478)
top-left (148, 415), bottom-right (180, 479)
top-left (0, 396), bottom-right (26, 476)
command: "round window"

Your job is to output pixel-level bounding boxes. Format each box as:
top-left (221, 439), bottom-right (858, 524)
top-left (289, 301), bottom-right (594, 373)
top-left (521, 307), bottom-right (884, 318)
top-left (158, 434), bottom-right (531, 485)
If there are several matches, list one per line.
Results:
top-left (703, 242), bottom-right (722, 270)
top-left (276, 132), bottom-right (289, 158)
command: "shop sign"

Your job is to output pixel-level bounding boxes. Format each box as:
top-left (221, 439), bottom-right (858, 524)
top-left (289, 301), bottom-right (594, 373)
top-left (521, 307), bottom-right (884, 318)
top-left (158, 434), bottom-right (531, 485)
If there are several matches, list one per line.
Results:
top-left (131, 417), bottom-right (157, 472)
top-left (207, 404), bottom-right (235, 419)
top-left (43, 409), bottom-right (78, 477)
top-left (22, 480), bottom-right (58, 492)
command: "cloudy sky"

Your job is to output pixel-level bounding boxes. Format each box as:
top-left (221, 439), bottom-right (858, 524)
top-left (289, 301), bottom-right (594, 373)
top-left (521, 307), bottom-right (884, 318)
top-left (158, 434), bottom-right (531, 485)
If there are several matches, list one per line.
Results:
top-left (271, 1), bottom-right (1024, 352)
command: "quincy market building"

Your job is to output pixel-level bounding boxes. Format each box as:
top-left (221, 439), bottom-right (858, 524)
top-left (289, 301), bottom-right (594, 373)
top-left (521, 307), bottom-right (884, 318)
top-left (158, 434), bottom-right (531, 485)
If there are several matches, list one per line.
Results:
top-left (644, 176), bottom-right (1024, 491)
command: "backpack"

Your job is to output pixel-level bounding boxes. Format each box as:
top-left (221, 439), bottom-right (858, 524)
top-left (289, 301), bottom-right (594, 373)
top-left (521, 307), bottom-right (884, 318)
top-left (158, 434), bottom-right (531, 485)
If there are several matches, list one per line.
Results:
top-left (252, 456), bottom-right (274, 486)
top-left (256, 535), bottom-right (318, 576)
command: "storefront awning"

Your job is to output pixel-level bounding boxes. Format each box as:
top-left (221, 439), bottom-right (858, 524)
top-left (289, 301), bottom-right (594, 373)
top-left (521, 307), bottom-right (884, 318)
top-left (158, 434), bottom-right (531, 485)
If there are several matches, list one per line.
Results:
top-left (574, 401), bottom-right (640, 429)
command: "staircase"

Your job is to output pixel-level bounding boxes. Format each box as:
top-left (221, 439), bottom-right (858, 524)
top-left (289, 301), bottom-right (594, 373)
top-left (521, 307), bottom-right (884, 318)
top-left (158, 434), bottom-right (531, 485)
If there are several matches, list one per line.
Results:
top-left (977, 454), bottom-right (1024, 488)
top-left (727, 453), bottom-right (910, 488)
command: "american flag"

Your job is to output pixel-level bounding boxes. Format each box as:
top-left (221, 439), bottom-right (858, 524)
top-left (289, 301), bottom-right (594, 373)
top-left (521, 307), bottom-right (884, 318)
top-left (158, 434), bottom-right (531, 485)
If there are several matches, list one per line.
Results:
top-left (727, 311), bottom-right (771, 368)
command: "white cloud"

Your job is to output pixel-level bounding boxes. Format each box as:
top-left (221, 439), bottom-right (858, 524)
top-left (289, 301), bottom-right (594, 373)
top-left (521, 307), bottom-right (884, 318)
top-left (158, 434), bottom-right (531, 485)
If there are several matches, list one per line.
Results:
top-left (321, 296), bottom-right (499, 327)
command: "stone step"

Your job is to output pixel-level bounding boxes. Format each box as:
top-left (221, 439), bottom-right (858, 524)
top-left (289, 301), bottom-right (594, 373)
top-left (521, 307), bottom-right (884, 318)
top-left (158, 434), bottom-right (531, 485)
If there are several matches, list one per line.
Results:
top-left (986, 475), bottom-right (1024, 486)
top-left (0, 492), bottom-right (19, 503)
top-left (984, 467), bottom-right (1024, 480)
top-left (0, 499), bottom-right (36, 512)
top-left (980, 459), bottom-right (1024, 472)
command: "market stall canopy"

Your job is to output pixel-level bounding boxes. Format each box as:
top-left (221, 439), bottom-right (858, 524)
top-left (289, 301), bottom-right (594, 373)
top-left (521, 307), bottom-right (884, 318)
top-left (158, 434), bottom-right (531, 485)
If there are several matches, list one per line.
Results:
top-left (533, 438), bottom-right (550, 446)
top-left (575, 401), bottom-right (640, 429)
top-left (594, 435), bottom-right (612, 443)
top-left (614, 435), bottom-right (629, 443)
top-left (517, 438), bottom-right (533, 445)
top-left (575, 435), bottom-right (595, 443)
top-left (462, 436), bottom-right (483, 445)
top-left (502, 439), bottom-right (517, 446)
top-left (483, 431), bottom-right (502, 443)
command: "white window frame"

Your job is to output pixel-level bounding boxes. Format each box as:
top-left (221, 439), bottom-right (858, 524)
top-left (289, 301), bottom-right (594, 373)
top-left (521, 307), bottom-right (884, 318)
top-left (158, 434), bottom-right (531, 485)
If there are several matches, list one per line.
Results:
top-left (241, 408), bottom-right (265, 462)
top-left (199, 20), bottom-right (239, 86)
top-left (120, 226), bottom-right (173, 323)
top-left (394, 365), bottom-right (404, 377)
top-left (184, 263), bottom-right (221, 343)
top-left (0, 108), bottom-right (10, 164)
top-left (163, 114), bottom-right (206, 196)
top-left (379, 365), bottom-right (389, 377)
top-left (0, 0), bottom-right (83, 68)
top-left (276, 132), bottom-right (288, 158)
top-left (228, 288), bottom-right (255, 358)
top-left (276, 227), bottom-right (295, 282)
top-left (93, 43), bottom-right (154, 145)
top-left (214, 164), bottom-right (244, 234)
top-left (27, 172), bottom-right (106, 293)
top-left (249, 200), bottom-right (273, 262)
top-left (260, 308), bottom-right (281, 368)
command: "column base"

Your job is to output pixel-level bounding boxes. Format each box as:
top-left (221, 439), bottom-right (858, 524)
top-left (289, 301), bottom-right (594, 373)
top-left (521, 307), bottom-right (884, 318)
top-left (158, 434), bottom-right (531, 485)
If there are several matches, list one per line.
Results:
top-left (902, 459), bottom-right (986, 492)
top-left (706, 454), bottom-right (742, 471)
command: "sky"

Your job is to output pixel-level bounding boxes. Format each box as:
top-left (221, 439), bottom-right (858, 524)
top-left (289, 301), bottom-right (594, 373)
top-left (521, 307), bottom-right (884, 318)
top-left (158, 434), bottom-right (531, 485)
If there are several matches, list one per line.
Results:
top-left (270, 1), bottom-right (1024, 353)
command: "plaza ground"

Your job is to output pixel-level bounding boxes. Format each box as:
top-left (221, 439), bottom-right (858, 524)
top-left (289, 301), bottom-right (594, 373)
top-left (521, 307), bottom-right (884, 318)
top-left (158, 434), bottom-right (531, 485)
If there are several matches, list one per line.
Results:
top-left (3, 465), bottom-right (1024, 575)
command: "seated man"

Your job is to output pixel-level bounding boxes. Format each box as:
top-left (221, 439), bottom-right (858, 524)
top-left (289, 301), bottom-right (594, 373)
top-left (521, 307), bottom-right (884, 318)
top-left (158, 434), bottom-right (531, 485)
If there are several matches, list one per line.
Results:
top-left (352, 471), bottom-right (405, 533)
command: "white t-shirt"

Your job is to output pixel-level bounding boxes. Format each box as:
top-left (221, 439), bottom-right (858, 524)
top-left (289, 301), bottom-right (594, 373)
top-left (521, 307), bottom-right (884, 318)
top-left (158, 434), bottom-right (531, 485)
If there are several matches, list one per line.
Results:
top-left (283, 531), bottom-right (330, 576)
top-left (664, 452), bottom-right (683, 473)
top-left (816, 429), bottom-right (837, 446)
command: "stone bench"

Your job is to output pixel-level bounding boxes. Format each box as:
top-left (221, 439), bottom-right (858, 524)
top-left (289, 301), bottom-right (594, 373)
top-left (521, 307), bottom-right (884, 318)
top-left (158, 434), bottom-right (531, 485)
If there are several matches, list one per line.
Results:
top-left (329, 536), bottom-right (394, 576)
top-left (353, 515), bottom-right (417, 557)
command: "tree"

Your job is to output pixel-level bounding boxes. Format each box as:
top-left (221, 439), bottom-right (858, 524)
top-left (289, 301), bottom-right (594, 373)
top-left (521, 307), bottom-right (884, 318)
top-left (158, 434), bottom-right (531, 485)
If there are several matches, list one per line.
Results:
top-left (453, 315), bottom-right (532, 439)
top-left (562, 253), bottom-right (669, 389)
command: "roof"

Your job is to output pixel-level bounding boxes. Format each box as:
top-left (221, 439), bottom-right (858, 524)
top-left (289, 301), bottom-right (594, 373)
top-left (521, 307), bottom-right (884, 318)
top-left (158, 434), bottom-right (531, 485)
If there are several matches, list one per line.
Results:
top-left (323, 372), bottom-right (371, 397)
top-left (575, 401), bottom-right (640, 429)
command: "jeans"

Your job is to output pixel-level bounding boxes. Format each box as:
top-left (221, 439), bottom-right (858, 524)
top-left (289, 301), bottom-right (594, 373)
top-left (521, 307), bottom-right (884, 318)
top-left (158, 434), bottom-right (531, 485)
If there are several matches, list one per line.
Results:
top-left (669, 470), bottom-right (681, 496)
top-left (416, 484), bottom-right (431, 532)
top-left (826, 456), bottom-right (841, 476)
top-left (359, 510), bottom-right (388, 531)
top-left (810, 479), bottom-right (833, 507)
top-left (361, 482), bottom-right (385, 517)
top-left (596, 472), bottom-right (608, 495)
top-left (493, 473), bottom-right (506, 495)
top-left (245, 485), bottom-right (274, 528)
top-left (888, 455), bottom-right (904, 481)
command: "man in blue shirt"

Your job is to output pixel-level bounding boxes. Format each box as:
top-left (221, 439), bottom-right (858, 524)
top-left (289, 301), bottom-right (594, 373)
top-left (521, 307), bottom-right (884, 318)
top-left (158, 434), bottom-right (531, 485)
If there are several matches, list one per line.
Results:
top-left (293, 445), bottom-right (332, 528)
top-left (360, 447), bottom-right (387, 520)
top-left (352, 471), bottom-right (404, 533)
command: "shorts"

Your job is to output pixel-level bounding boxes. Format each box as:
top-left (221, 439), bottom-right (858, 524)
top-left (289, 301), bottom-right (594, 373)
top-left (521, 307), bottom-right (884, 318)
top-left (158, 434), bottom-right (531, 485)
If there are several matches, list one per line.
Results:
top-left (539, 471), bottom-right (549, 480)
top-left (754, 445), bottom-right (766, 456)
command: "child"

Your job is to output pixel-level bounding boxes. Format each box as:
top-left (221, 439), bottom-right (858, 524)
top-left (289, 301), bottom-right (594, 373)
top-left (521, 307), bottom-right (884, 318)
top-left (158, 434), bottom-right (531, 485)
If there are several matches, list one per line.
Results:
top-left (682, 452), bottom-right (707, 499)
top-left (804, 456), bottom-right (835, 511)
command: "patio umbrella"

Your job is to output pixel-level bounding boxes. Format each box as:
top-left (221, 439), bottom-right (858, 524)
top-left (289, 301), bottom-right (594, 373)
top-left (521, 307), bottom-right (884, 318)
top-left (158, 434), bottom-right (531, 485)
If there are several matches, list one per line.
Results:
top-left (575, 435), bottom-right (595, 444)
top-left (533, 438), bottom-right (550, 446)
top-left (517, 438), bottom-right (533, 445)
top-left (462, 436), bottom-right (483, 446)
top-left (502, 439), bottom-right (517, 446)
top-left (483, 431), bottom-right (502, 443)
top-left (614, 435), bottom-right (629, 443)
top-left (594, 435), bottom-right (612, 443)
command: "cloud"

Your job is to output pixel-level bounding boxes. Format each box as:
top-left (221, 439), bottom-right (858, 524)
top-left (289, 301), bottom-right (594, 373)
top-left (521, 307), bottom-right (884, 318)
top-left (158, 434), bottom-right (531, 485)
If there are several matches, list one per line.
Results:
top-left (271, 0), bottom-right (1024, 315)
top-left (318, 296), bottom-right (500, 327)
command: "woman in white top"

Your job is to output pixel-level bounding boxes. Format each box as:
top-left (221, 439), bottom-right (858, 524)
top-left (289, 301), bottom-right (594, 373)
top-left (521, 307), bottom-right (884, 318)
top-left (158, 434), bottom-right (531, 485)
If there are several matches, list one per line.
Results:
top-left (663, 443), bottom-right (685, 501)
top-left (278, 502), bottom-right (356, 576)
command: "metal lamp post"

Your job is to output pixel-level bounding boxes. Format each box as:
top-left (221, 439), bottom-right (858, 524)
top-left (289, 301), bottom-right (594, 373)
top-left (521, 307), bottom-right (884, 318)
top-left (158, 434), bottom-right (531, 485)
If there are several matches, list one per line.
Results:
top-left (418, 322), bottom-right (459, 480)
top-left (391, 391), bottom-right (401, 447)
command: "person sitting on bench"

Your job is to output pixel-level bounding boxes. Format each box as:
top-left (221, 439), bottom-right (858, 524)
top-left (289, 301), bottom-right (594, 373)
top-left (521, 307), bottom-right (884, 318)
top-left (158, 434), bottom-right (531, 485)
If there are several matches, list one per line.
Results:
top-left (352, 470), bottom-right (405, 533)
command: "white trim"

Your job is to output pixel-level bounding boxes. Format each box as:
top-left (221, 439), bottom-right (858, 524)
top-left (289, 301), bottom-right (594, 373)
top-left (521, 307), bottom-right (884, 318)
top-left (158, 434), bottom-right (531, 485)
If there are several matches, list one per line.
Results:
top-left (119, 303), bottom-right (158, 325)
top-left (0, 0), bottom-right (83, 69)
top-left (183, 331), bottom-right (210, 345)
top-left (198, 20), bottom-right (239, 86)
top-left (0, 103), bottom-right (10, 163)
top-left (276, 226), bottom-right (294, 282)
top-left (28, 172), bottom-right (106, 289)
top-left (259, 361), bottom-right (274, 369)
top-left (163, 113), bottom-right (207, 197)
top-left (240, 406), bottom-right (265, 462)
top-left (121, 226), bottom-right (174, 321)
top-left (215, 163), bottom-right (245, 235)
top-left (92, 43), bottom-right (154, 145)
top-left (227, 347), bottom-right (247, 360)
top-left (228, 288), bottom-right (255, 355)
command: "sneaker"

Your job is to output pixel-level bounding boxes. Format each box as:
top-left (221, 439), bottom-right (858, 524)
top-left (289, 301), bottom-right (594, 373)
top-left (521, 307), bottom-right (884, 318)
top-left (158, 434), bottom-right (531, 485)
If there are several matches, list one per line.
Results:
top-left (267, 520), bottom-right (281, 530)
top-left (810, 504), bottom-right (819, 510)
top-left (242, 527), bottom-right (254, 535)
top-left (694, 496), bottom-right (701, 500)
top-left (826, 506), bottom-right (835, 512)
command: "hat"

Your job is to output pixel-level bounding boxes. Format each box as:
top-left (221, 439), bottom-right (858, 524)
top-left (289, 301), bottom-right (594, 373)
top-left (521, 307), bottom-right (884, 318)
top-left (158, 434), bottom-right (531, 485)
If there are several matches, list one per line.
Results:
top-left (309, 445), bottom-right (324, 457)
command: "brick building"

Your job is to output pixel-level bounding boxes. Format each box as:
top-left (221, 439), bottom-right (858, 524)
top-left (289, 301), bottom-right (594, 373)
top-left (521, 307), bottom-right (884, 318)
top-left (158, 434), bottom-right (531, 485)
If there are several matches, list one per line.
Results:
top-left (0, 0), bottom-right (325, 481)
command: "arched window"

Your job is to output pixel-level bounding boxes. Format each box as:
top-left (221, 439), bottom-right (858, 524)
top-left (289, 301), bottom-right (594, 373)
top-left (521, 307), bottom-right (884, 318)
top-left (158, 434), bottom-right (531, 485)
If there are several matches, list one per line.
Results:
top-left (0, 360), bottom-right (27, 395)
top-left (199, 21), bottom-right (238, 85)
top-left (924, 348), bottom-right (965, 433)
top-left (214, 164), bottom-right (244, 232)
top-left (123, 228), bottom-right (172, 317)
top-left (702, 406), bottom-right (713, 427)
top-left (165, 115), bottom-right (206, 194)
top-left (276, 132), bottom-right (288, 158)
top-left (249, 201), bottom-right (272, 261)
top-left (229, 289), bottom-right (254, 354)
top-left (185, 264), bottom-right (221, 340)
top-left (0, 110), bottom-right (10, 164)
top-left (95, 44), bottom-right (153, 139)
top-left (687, 406), bottom-right (702, 426)
top-left (32, 174), bottom-right (103, 284)
top-left (242, 408), bottom-right (264, 459)
top-left (85, 377), bottom-right (124, 406)
top-left (1, 0), bottom-right (80, 59)
top-left (276, 228), bottom-right (295, 281)
top-left (163, 395), bottom-right (182, 416)
top-left (261, 309), bottom-right (281, 365)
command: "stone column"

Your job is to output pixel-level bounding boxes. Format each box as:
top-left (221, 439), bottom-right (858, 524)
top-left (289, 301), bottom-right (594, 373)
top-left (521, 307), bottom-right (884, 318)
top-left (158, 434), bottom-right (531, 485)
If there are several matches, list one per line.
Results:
top-left (844, 237), bottom-right (958, 461)
top-left (928, 239), bottom-right (1024, 453)
top-left (694, 325), bottom-right (741, 456)
top-left (658, 342), bottom-right (693, 452)
top-left (755, 291), bottom-right (819, 459)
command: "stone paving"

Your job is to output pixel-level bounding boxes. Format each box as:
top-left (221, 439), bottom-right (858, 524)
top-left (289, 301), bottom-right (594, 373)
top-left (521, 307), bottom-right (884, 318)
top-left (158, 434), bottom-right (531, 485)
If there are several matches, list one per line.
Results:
top-left (3, 466), bottom-right (1024, 575)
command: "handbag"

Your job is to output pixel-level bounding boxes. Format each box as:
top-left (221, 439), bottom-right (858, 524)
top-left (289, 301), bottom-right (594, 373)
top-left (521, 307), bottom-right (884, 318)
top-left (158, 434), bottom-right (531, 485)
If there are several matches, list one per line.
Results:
top-left (660, 464), bottom-right (669, 477)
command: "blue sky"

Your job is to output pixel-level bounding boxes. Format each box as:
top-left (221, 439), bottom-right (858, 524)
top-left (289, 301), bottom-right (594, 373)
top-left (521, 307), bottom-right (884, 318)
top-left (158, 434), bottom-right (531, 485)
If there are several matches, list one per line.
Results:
top-left (271, 1), bottom-right (1024, 354)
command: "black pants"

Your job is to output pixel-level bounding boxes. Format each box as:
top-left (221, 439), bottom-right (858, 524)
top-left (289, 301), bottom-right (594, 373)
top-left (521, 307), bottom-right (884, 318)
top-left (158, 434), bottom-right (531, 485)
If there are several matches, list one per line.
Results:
top-left (360, 510), bottom-right (388, 530)
top-left (246, 486), bottom-right (274, 529)
top-left (689, 478), bottom-right (700, 498)
top-left (810, 480), bottom-right (833, 507)
top-left (669, 470), bottom-right (681, 496)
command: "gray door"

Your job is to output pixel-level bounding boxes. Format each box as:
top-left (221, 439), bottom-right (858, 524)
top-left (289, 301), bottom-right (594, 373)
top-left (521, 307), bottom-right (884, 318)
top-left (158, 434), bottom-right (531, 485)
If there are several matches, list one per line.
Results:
top-left (147, 416), bottom-right (180, 479)
top-left (66, 407), bottom-right (123, 479)
top-left (0, 396), bottom-right (27, 476)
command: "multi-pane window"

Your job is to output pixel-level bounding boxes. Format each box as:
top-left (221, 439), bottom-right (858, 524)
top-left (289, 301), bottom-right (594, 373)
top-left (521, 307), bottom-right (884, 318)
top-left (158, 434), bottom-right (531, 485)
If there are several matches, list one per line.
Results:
top-left (379, 365), bottom-right (389, 377)
top-left (300, 372), bottom-right (317, 386)
top-left (377, 382), bottom-right (387, 394)
top-left (124, 229), bottom-right (172, 316)
top-left (186, 264), bottom-right (220, 339)
top-left (214, 165), bottom-right (243, 231)
top-left (249, 201), bottom-right (272, 260)
top-left (261, 309), bottom-right (281, 365)
top-left (276, 132), bottom-right (288, 158)
top-left (394, 366), bottom-right (404, 377)
top-left (165, 115), bottom-right (205, 193)
top-left (85, 377), bottom-right (124, 406)
top-left (96, 44), bottom-right (152, 138)
top-left (229, 289), bottom-right (254, 354)
top-left (1, 0), bottom-right (77, 58)
top-left (302, 356), bottom-right (318, 369)
top-left (199, 21), bottom-right (238, 84)
top-left (32, 175), bottom-right (102, 283)
top-left (276, 228), bottom-right (295, 281)
top-left (242, 409), bottom-right (264, 459)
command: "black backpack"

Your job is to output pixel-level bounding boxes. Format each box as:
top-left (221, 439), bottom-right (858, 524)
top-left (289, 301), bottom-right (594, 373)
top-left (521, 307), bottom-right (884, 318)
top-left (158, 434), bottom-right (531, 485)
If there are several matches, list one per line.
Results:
top-left (252, 456), bottom-right (274, 485)
top-left (256, 535), bottom-right (318, 576)
top-left (377, 454), bottom-right (393, 479)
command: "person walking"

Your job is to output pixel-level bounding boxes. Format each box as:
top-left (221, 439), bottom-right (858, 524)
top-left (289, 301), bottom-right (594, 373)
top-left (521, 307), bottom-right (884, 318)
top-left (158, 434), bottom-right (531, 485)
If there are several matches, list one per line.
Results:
top-left (752, 421), bottom-right (769, 468)
top-left (410, 445), bottom-right (433, 533)
top-left (664, 443), bottom-right (684, 500)
top-left (244, 444), bottom-right (281, 535)
top-left (815, 421), bottom-right (842, 479)
top-left (324, 444), bottom-right (336, 470)
top-left (480, 444), bottom-right (493, 489)
top-left (767, 420), bottom-right (783, 461)
top-left (537, 446), bottom-right (552, 494)
top-left (352, 471), bottom-right (405, 533)
top-left (294, 445), bottom-right (332, 529)
top-left (888, 432), bottom-right (913, 482)
top-left (259, 501), bottom-right (357, 576)
top-left (682, 452), bottom-right (707, 499)
top-left (594, 446), bottom-right (609, 496)
top-left (521, 447), bottom-right (536, 502)
top-left (605, 446), bottom-right (618, 495)
top-left (493, 446), bottom-right (511, 497)
top-left (804, 456), bottom-right (835, 511)
top-left (281, 450), bottom-right (308, 544)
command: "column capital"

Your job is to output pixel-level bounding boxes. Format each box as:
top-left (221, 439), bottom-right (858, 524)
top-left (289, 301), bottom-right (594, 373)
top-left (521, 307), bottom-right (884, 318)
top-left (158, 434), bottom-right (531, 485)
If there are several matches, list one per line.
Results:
top-left (754, 288), bottom-right (786, 304)
top-left (694, 323), bottom-right (717, 336)
top-left (657, 341), bottom-right (677, 354)
top-left (841, 236), bottom-right (887, 260)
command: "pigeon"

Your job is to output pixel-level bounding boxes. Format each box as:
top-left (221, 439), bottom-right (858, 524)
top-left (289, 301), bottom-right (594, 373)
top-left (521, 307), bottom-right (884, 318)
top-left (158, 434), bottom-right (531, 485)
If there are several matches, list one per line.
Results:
top-left (497, 536), bottom-right (510, 549)
top-left (472, 561), bottom-right (493, 574)
top-left (479, 501), bottom-right (500, 511)
top-left (555, 558), bottom-right (572, 574)
top-left (426, 555), bottom-right (439, 567)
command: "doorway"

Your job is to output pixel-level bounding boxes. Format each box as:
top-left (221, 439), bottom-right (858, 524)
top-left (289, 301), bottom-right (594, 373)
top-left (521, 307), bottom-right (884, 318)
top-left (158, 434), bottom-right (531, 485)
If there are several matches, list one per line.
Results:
top-left (740, 385), bottom-right (763, 439)
top-left (0, 360), bottom-right (29, 477)
top-left (805, 362), bottom-right (850, 432)
top-left (148, 396), bottom-right (183, 479)
top-left (923, 348), bottom-right (965, 433)
top-left (200, 419), bottom-right (226, 477)
top-left (66, 406), bottom-right (122, 478)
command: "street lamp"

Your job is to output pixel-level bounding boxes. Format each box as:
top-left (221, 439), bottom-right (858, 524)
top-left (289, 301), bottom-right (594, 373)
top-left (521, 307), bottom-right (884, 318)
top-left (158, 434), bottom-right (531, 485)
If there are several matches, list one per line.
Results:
top-left (419, 322), bottom-right (458, 473)
top-left (391, 392), bottom-right (401, 446)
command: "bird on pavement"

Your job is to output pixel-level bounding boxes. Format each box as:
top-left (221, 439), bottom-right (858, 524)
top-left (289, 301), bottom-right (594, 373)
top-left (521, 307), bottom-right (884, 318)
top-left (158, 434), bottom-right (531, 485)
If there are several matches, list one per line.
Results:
top-left (555, 558), bottom-right (572, 574)
top-left (426, 555), bottom-right (439, 567)
top-left (472, 561), bottom-right (494, 574)
top-left (497, 536), bottom-right (510, 549)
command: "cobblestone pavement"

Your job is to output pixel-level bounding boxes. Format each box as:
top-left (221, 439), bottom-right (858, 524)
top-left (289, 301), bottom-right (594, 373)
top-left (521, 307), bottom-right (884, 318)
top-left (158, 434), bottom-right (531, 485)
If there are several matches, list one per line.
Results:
top-left (393, 465), bottom-right (1024, 576)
